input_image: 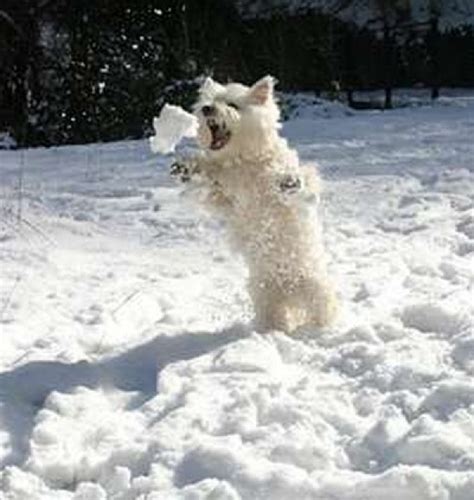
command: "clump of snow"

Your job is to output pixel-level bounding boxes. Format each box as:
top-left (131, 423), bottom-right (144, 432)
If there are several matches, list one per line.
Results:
top-left (149, 104), bottom-right (198, 154)
top-left (26, 387), bottom-right (146, 488)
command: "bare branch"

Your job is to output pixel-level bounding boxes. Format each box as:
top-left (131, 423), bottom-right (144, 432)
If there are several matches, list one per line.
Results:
top-left (0, 10), bottom-right (25, 39)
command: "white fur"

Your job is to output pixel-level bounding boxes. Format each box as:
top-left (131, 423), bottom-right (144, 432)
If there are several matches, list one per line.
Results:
top-left (180, 76), bottom-right (337, 333)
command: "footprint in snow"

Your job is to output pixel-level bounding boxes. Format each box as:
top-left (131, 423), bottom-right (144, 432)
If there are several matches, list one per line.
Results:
top-left (74, 305), bottom-right (103, 326)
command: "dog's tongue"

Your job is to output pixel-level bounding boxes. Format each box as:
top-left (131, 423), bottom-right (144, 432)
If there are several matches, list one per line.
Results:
top-left (211, 133), bottom-right (226, 150)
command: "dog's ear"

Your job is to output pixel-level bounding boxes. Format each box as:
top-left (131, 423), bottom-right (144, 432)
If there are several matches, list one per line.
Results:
top-left (248, 75), bottom-right (276, 105)
top-left (199, 77), bottom-right (225, 100)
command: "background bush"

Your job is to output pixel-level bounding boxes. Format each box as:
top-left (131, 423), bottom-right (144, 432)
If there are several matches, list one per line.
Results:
top-left (1, 0), bottom-right (473, 147)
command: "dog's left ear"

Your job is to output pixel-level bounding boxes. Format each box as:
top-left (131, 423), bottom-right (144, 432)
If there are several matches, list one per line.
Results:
top-left (248, 75), bottom-right (276, 105)
top-left (199, 76), bottom-right (225, 100)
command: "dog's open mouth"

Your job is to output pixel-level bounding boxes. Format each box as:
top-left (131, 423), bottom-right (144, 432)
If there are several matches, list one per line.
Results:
top-left (208, 119), bottom-right (231, 150)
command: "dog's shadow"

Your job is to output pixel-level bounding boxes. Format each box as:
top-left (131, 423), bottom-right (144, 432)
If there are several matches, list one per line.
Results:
top-left (0, 325), bottom-right (248, 467)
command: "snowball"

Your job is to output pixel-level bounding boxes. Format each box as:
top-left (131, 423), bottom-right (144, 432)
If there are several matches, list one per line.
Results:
top-left (149, 104), bottom-right (198, 154)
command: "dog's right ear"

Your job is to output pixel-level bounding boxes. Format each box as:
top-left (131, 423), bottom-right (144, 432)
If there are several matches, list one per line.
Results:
top-left (199, 77), bottom-right (225, 100)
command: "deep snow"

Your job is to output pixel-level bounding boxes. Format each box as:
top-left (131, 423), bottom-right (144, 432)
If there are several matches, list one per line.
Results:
top-left (0, 91), bottom-right (473, 499)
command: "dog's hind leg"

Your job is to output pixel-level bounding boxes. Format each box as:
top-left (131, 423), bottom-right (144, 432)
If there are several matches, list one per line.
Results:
top-left (249, 278), bottom-right (290, 333)
top-left (294, 277), bottom-right (338, 329)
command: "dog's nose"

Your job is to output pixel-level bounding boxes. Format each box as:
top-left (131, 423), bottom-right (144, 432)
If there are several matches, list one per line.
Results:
top-left (201, 105), bottom-right (214, 117)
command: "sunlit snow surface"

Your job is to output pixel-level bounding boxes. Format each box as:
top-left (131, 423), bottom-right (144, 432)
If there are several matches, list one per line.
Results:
top-left (1, 90), bottom-right (473, 499)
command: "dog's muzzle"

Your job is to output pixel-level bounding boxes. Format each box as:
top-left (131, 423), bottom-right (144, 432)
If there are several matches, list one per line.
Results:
top-left (207, 118), bottom-right (231, 151)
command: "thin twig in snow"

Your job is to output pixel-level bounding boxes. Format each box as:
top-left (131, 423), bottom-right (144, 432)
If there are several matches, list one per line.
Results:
top-left (17, 151), bottom-right (24, 225)
top-left (111, 288), bottom-right (143, 317)
top-left (0, 276), bottom-right (21, 323)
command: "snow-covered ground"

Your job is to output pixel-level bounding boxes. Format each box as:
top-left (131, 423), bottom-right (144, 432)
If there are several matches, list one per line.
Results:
top-left (0, 92), bottom-right (473, 499)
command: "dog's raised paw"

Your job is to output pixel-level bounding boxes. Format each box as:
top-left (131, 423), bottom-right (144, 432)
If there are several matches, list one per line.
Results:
top-left (170, 161), bottom-right (191, 182)
top-left (279, 175), bottom-right (302, 194)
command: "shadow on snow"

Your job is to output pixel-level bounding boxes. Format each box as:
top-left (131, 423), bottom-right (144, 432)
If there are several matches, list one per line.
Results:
top-left (0, 324), bottom-right (248, 468)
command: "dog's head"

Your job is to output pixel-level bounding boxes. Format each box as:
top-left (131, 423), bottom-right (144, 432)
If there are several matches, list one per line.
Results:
top-left (194, 76), bottom-right (280, 156)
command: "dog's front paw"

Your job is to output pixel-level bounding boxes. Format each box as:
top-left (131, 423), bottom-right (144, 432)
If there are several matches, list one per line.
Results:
top-left (170, 160), bottom-right (192, 182)
top-left (279, 175), bottom-right (302, 194)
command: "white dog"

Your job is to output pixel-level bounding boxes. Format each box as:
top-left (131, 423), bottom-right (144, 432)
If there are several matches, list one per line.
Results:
top-left (171, 76), bottom-right (337, 333)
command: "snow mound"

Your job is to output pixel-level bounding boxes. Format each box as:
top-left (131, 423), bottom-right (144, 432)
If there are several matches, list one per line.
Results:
top-left (280, 93), bottom-right (354, 120)
top-left (1, 91), bottom-right (474, 499)
top-left (400, 303), bottom-right (470, 336)
top-left (26, 387), bottom-right (146, 487)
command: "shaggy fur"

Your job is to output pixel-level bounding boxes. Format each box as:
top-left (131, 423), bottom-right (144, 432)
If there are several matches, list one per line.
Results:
top-left (172, 76), bottom-right (337, 332)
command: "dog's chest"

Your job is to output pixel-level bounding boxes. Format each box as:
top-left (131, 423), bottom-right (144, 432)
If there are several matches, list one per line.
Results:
top-left (216, 163), bottom-right (277, 210)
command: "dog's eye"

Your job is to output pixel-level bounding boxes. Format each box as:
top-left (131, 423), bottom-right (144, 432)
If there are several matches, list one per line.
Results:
top-left (227, 102), bottom-right (240, 110)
